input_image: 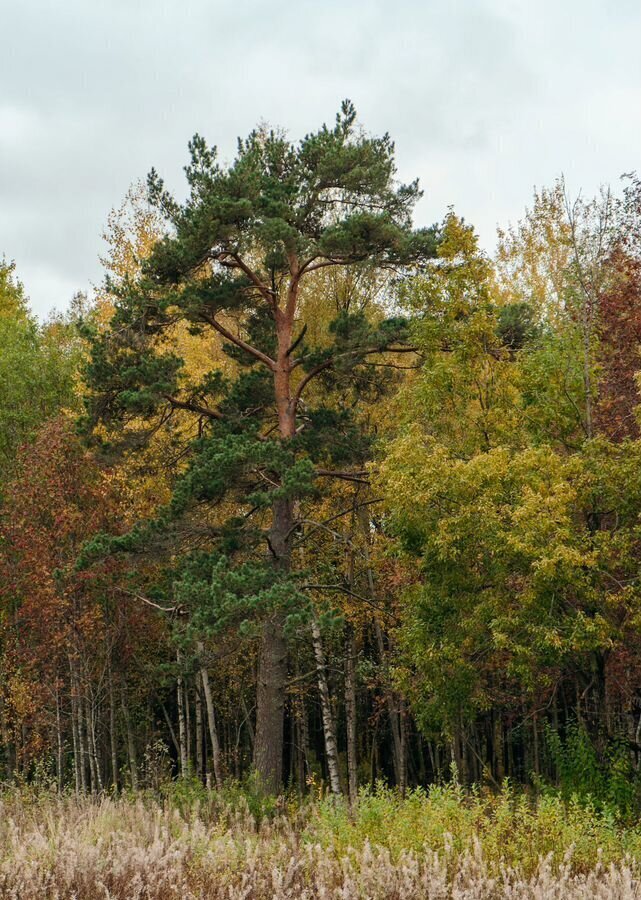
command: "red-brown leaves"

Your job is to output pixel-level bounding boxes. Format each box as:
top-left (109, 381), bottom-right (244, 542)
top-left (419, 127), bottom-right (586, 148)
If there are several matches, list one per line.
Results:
top-left (596, 249), bottom-right (641, 440)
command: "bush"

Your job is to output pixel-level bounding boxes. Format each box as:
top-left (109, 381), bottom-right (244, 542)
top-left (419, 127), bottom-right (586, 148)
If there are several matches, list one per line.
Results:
top-left (544, 722), bottom-right (640, 815)
top-left (307, 781), bottom-right (641, 874)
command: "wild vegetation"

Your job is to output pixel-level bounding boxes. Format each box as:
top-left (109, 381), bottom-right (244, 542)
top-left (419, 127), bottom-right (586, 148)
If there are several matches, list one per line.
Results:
top-left (1, 105), bottom-right (641, 895)
top-left (2, 782), bottom-right (641, 898)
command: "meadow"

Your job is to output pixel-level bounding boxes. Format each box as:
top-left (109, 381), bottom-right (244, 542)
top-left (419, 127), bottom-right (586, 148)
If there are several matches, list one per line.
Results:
top-left (1, 783), bottom-right (641, 899)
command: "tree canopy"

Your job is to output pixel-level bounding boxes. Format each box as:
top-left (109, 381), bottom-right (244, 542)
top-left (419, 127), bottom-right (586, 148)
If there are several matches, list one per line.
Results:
top-left (0, 110), bottom-right (640, 807)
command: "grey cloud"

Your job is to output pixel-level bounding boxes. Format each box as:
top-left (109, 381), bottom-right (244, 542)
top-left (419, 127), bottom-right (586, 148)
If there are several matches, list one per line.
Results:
top-left (0, 0), bottom-right (639, 316)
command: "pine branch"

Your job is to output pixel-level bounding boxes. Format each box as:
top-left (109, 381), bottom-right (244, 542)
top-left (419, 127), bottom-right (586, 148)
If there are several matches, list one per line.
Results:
top-left (201, 313), bottom-right (276, 370)
top-left (164, 395), bottom-right (224, 421)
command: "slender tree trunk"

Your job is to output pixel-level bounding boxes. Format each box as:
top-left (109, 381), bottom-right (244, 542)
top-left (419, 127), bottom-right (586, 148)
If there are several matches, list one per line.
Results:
top-left (373, 618), bottom-right (404, 780)
top-left (372, 726), bottom-right (380, 782)
top-left (241, 695), bottom-right (255, 750)
top-left (159, 699), bottom-right (180, 756)
top-left (86, 692), bottom-right (102, 792)
top-left (344, 624), bottom-right (358, 804)
top-left (176, 651), bottom-right (188, 778)
top-left (451, 735), bottom-right (460, 779)
top-left (233, 712), bottom-right (241, 780)
top-left (293, 696), bottom-right (304, 793)
top-left (195, 682), bottom-right (204, 781)
top-left (493, 714), bottom-right (504, 783)
top-left (83, 698), bottom-right (95, 793)
top-left (109, 670), bottom-right (118, 792)
top-left (398, 697), bottom-right (408, 795)
top-left (311, 615), bottom-right (341, 795)
top-left (55, 683), bottom-right (64, 792)
top-left (69, 673), bottom-right (81, 793)
top-left (79, 701), bottom-right (90, 792)
top-left (0, 695), bottom-right (13, 781)
top-left (359, 507), bottom-right (405, 786)
top-left (185, 680), bottom-right (192, 767)
top-left (295, 691), bottom-right (311, 793)
top-left (121, 689), bottom-right (138, 790)
top-left (197, 643), bottom-right (223, 789)
top-left (71, 664), bottom-right (88, 793)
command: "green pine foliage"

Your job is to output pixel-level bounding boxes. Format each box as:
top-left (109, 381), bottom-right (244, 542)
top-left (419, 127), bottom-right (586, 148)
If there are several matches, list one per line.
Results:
top-left (80, 102), bottom-right (438, 683)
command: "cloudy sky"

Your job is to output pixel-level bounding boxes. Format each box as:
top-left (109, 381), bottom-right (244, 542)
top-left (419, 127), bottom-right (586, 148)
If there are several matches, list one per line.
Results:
top-left (1, 0), bottom-right (639, 318)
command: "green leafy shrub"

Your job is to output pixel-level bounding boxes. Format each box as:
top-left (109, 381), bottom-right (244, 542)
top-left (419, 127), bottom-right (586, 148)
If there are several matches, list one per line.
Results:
top-left (544, 723), bottom-right (640, 815)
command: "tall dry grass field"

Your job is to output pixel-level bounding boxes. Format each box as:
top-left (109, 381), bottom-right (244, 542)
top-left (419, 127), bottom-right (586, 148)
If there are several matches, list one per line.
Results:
top-left (0, 785), bottom-right (640, 898)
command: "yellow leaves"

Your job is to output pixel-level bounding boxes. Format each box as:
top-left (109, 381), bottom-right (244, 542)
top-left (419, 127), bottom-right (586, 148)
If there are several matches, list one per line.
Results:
top-left (406, 213), bottom-right (495, 326)
top-left (99, 181), bottom-right (165, 282)
top-left (495, 180), bottom-right (572, 318)
top-left (5, 672), bottom-right (38, 720)
top-left (379, 425), bottom-right (614, 589)
top-left (437, 212), bottom-right (480, 261)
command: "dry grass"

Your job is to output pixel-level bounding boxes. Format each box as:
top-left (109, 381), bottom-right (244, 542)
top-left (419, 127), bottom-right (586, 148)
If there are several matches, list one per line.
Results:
top-left (0, 790), bottom-right (640, 898)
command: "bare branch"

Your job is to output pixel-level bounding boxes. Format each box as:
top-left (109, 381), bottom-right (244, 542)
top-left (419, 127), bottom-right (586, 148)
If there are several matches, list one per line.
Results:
top-left (290, 344), bottom-right (418, 405)
top-left (216, 252), bottom-right (276, 307)
top-left (286, 324), bottom-right (307, 356)
top-left (315, 469), bottom-right (370, 484)
top-left (289, 497), bottom-right (382, 546)
top-left (302, 583), bottom-right (393, 617)
top-left (290, 359), bottom-right (334, 406)
top-left (299, 257), bottom-right (343, 275)
top-left (116, 587), bottom-right (179, 614)
top-left (202, 313), bottom-right (276, 370)
top-left (164, 395), bottom-right (224, 421)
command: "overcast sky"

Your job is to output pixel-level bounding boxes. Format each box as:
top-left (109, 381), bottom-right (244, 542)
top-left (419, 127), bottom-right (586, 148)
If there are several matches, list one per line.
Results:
top-left (1, 0), bottom-right (639, 318)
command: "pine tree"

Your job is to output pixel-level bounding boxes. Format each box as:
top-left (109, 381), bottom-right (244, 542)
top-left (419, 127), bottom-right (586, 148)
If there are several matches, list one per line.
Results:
top-left (82, 101), bottom-right (437, 790)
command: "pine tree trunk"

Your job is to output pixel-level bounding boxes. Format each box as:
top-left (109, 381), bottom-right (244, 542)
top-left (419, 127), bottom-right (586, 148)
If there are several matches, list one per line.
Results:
top-left (254, 616), bottom-right (288, 792)
top-left (311, 615), bottom-right (341, 795)
top-left (253, 299), bottom-right (298, 793)
top-left (254, 496), bottom-right (292, 792)
top-left (293, 695), bottom-right (305, 793)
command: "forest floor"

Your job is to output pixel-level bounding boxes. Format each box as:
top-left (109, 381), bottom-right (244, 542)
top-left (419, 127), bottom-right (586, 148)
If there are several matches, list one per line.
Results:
top-left (1, 782), bottom-right (641, 898)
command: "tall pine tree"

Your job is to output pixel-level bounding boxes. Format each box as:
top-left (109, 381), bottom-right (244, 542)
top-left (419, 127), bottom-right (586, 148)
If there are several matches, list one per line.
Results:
top-left (83, 101), bottom-right (437, 789)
